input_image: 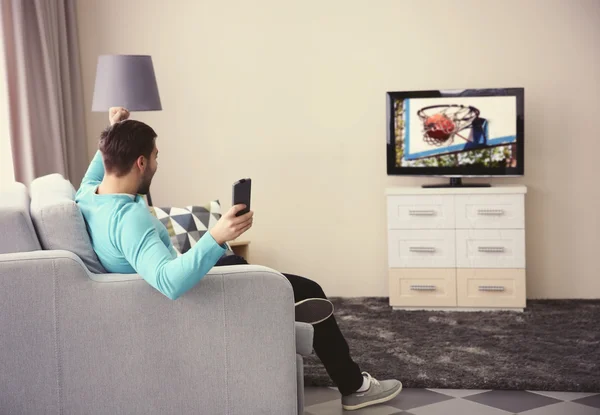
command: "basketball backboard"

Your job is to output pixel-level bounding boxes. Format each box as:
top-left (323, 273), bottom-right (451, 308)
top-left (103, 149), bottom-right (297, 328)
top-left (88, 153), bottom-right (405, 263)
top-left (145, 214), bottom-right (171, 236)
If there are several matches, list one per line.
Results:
top-left (402, 96), bottom-right (517, 160)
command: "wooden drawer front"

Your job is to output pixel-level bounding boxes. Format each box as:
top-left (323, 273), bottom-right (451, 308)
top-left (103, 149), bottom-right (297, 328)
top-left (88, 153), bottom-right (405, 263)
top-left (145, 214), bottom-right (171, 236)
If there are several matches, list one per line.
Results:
top-left (456, 230), bottom-right (525, 268)
top-left (390, 268), bottom-right (457, 307)
top-left (457, 269), bottom-right (526, 308)
top-left (388, 230), bottom-right (456, 268)
top-left (455, 195), bottom-right (524, 229)
top-left (387, 196), bottom-right (455, 230)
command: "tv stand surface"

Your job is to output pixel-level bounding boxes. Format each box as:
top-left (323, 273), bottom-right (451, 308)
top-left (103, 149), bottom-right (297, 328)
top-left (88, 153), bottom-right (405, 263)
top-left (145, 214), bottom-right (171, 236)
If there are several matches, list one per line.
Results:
top-left (422, 177), bottom-right (491, 188)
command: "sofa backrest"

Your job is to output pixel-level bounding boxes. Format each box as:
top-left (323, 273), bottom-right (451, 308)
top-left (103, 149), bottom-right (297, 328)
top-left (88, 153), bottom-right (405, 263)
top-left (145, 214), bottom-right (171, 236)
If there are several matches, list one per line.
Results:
top-left (29, 174), bottom-right (106, 274)
top-left (0, 182), bottom-right (42, 254)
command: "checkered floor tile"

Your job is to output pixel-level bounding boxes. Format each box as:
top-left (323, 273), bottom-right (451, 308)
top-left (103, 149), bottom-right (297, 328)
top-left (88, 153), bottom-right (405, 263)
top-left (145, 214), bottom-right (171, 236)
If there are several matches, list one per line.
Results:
top-left (304, 387), bottom-right (600, 415)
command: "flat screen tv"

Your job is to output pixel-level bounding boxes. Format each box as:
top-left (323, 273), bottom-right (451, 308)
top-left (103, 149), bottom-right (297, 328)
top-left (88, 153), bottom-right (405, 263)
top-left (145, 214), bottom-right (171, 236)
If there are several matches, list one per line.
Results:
top-left (386, 88), bottom-right (524, 187)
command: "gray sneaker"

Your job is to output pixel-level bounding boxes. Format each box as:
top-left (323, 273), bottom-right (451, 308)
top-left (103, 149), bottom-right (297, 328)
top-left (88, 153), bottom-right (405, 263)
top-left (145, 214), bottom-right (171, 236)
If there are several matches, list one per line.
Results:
top-left (294, 298), bottom-right (334, 325)
top-left (341, 372), bottom-right (402, 411)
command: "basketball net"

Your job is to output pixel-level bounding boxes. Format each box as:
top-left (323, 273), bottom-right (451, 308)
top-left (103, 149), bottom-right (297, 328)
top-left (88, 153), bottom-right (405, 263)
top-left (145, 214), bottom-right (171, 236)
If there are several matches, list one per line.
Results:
top-left (417, 105), bottom-right (480, 146)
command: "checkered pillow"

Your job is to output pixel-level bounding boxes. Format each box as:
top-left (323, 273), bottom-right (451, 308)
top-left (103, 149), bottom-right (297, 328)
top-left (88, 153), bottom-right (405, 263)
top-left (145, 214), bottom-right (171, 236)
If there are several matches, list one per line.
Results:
top-left (149, 200), bottom-right (231, 256)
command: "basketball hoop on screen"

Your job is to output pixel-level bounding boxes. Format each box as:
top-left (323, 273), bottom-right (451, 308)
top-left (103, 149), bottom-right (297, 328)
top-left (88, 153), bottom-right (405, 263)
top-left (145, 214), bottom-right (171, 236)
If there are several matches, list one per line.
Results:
top-left (417, 105), bottom-right (481, 146)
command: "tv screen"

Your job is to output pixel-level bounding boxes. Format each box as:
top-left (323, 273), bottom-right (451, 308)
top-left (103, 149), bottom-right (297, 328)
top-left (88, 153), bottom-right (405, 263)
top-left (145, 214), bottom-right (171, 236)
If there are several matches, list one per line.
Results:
top-left (386, 88), bottom-right (524, 179)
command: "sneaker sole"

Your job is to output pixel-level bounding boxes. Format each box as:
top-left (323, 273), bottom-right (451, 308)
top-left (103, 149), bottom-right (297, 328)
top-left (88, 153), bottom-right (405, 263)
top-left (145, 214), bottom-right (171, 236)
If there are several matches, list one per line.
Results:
top-left (342, 382), bottom-right (403, 411)
top-left (294, 298), bottom-right (334, 325)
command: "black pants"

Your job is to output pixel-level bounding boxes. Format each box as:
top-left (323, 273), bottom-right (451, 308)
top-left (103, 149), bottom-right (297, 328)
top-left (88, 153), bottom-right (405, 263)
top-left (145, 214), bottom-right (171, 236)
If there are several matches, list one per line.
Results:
top-left (215, 254), bottom-right (364, 396)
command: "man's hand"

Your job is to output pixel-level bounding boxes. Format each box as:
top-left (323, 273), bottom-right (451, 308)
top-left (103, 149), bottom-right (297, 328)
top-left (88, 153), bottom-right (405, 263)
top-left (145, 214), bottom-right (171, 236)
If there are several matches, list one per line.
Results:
top-left (109, 107), bottom-right (130, 125)
top-left (210, 205), bottom-right (253, 245)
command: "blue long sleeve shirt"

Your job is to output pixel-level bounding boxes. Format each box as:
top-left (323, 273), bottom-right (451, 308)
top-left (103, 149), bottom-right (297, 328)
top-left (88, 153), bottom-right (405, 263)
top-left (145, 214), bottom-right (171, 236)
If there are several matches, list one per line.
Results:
top-left (75, 151), bottom-right (226, 300)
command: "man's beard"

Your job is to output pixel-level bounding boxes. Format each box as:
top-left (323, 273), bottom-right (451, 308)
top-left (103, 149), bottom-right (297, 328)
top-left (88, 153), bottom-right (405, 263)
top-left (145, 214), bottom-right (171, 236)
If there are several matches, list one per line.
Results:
top-left (137, 171), bottom-right (154, 195)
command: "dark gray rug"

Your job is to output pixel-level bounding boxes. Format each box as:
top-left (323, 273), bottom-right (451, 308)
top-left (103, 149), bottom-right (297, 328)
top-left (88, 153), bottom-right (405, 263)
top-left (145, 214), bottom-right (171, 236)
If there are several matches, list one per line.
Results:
top-left (304, 298), bottom-right (600, 392)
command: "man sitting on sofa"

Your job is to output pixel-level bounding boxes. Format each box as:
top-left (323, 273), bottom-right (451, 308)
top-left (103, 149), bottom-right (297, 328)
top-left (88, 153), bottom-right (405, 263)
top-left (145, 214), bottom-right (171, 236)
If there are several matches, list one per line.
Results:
top-left (75, 107), bottom-right (402, 411)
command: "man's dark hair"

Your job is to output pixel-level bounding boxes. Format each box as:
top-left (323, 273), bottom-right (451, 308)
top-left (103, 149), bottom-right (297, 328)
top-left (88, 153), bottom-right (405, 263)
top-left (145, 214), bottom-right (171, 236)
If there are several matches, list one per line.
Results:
top-left (99, 120), bottom-right (157, 177)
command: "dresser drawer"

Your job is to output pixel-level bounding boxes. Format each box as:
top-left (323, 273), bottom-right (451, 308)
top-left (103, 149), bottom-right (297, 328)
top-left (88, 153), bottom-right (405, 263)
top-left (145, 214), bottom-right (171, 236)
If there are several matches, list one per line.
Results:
top-left (456, 230), bottom-right (525, 268)
top-left (457, 269), bottom-right (526, 308)
top-left (387, 195), bottom-right (455, 230)
top-left (388, 230), bottom-right (455, 268)
top-left (455, 194), bottom-right (524, 229)
top-left (389, 268), bottom-right (457, 307)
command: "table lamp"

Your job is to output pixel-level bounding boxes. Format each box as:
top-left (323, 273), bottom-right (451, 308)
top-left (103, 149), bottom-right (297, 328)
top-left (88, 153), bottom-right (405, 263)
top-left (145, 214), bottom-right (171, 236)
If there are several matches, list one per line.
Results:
top-left (91, 54), bottom-right (162, 206)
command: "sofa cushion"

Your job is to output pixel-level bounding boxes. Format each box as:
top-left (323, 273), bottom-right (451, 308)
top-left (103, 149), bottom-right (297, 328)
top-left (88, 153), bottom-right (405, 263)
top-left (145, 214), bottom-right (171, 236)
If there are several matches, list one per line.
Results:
top-left (0, 182), bottom-right (41, 254)
top-left (29, 174), bottom-right (106, 274)
top-left (149, 201), bottom-right (234, 256)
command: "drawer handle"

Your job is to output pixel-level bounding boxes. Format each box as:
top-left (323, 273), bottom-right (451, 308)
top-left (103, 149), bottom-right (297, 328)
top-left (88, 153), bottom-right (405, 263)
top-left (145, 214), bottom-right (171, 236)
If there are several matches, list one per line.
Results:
top-left (478, 246), bottom-right (506, 253)
top-left (409, 210), bottom-right (436, 216)
top-left (478, 285), bottom-right (506, 292)
top-left (410, 285), bottom-right (437, 291)
top-left (477, 209), bottom-right (505, 216)
top-left (409, 247), bottom-right (437, 253)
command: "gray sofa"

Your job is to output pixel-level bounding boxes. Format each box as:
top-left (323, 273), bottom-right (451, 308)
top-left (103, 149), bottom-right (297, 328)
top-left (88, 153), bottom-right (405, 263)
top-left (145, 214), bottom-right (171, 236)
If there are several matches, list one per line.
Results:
top-left (0, 175), bottom-right (314, 415)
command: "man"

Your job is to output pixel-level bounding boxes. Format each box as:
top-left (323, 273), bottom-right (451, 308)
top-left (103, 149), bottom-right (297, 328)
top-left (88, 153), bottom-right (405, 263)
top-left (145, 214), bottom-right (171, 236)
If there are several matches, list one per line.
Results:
top-left (76, 107), bottom-right (402, 411)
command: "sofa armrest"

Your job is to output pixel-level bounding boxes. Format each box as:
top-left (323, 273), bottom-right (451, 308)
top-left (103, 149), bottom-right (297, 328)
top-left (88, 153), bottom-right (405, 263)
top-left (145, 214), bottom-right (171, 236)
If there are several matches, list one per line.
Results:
top-left (0, 182), bottom-right (41, 254)
top-left (295, 323), bottom-right (314, 356)
top-left (0, 250), bottom-right (299, 415)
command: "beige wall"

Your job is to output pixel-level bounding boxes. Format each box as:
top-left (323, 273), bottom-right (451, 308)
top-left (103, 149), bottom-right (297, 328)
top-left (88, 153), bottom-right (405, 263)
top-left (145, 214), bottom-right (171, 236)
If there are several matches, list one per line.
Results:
top-left (76, 0), bottom-right (600, 299)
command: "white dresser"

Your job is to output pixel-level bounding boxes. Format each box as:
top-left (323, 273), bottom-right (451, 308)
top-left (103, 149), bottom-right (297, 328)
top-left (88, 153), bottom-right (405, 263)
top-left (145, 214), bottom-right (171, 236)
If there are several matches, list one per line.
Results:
top-left (386, 185), bottom-right (527, 311)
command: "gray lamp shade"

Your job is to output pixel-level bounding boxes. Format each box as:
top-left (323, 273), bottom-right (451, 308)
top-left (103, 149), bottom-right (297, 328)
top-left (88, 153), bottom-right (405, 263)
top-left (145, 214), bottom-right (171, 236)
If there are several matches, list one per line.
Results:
top-left (91, 55), bottom-right (162, 112)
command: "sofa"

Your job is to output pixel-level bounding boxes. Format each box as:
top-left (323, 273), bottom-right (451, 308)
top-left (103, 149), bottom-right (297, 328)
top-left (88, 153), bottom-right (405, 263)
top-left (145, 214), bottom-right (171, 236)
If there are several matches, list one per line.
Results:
top-left (0, 175), bottom-right (314, 415)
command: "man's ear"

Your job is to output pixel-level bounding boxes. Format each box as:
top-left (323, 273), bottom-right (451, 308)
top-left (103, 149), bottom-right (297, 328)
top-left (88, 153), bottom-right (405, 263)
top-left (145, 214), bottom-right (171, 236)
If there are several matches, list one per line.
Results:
top-left (136, 156), bottom-right (146, 171)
